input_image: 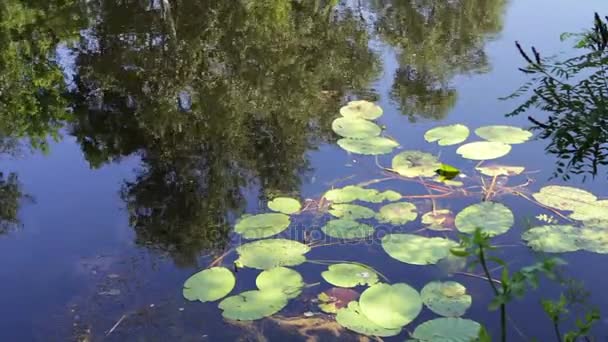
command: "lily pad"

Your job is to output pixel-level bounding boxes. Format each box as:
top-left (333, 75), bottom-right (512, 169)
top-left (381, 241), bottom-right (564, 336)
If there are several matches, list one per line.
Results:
top-left (522, 225), bottom-right (581, 253)
top-left (322, 219), bottom-right (374, 239)
top-left (424, 124), bottom-right (470, 146)
top-left (336, 301), bottom-right (402, 337)
top-left (268, 197), bottom-right (301, 214)
top-left (456, 141), bottom-right (511, 160)
top-left (455, 202), bottom-right (514, 236)
top-left (421, 210), bottom-right (454, 231)
top-left (391, 151), bottom-right (441, 178)
top-left (476, 165), bottom-right (525, 177)
top-left (339, 100), bottom-right (383, 120)
top-left (256, 267), bottom-right (304, 299)
top-left (337, 137), bottom-right (399, 155)
top-left (218, 290), bottom-right (288, 321)
top-left (235, 213), bottom-right (291, 239)
top-left (324, 185), bottom-right (401, 204)
top-left (570, 200), bottom-right (608, 222)
top-left (377, 202), bottom-right (418, 225)
top-left (533, 186), bottom-right (597, 211)
top-left (420, 281), bottom-right (472, 317)
top-left (318, 288), bottom-right (360, 313)
top-left (332, 117), bottom-right (382, 139)
top-left (579, 227), bottom-right (608, 254)
top-left (235, 239), bottom-right (310, 270)
top-left (321, 263), bottom-right (379, 288)
top-left (359, 283), bottom-right (423, 329)
top-left (382, 234), bottom-right (458, 265)
top-left (183, 267), bottom-right (236, 302)
top-left (475, 125), bottom-right (533, 144)
top-left (412, 318), bottom-right (481, 341)
top-left (329, 204), bottom-right (376, 220)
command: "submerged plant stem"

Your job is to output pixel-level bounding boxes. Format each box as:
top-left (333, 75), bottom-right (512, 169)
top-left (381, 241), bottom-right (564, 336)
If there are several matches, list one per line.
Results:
top-left (479, 245), bottom-right (506, 342)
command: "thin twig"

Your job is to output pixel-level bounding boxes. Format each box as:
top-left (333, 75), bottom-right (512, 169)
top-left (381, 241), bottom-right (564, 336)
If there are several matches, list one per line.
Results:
top-left (208, 248), bottom-right (234, 268)
top-left (106, 314), bottom-right (127, 336)
top-left (455, 272), bottom-right (502, 286)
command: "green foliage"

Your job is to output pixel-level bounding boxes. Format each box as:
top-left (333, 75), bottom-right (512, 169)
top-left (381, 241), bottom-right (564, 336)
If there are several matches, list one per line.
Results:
top-left (235, 239), bottom-right (310, 270)
top-left (234, 213), bottom-right (291, 239)
top-left (331, 117), bottom-right (382, 139)
top-left (475, 125), bottom-right (532, 144)
top-left (391, 151), bottom-right (441, 178)
top-left (336, 301), bottom-right (402, 337)
top-left (218, 290), bottom-right (288, 321)
top-left (455, 202), bottom-right (514, 236)
top-left (321, 263), bottom-right (379, 288)
top-left (337, 136), bottom-right (399, 155)
top-left (376, 202), bottom-right (418, 225)
top-left (456, 141), bottom-right (512, 160)
top-left (268, 197), bottom-right (301, 214)
top-left (424, 124), bottom-right (470, 146)
top-left (359, 283), bottom-right (423, 329)
top-left (183, 267), bottom-right (236, 302)
top-left (321, 219), bottom-right (375, 239)
top-left (412, 317), bottom-right (482, 342)
top-left (420, 281), bottom-right (472, 317)
top-left (383, 233), bottom-right (457, 265)
top-left (256, 267), bottom-right (304, 299)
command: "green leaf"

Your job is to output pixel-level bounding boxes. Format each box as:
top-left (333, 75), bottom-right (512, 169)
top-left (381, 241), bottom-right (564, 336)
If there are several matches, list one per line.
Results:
top-left (234, 213), bottom-right (291, 239)
top-left (337, 137), bottom-right (399, 155)
top-left (391, 151), bottom-right (441, 178)
top-left (321, 263), bottom-right (379, 288)
top-left (332, 117), bottom-right (382, 139)
top-left (235, 239), bottom-right (310, 270)
top-left (267, 197), bottom-right (301, 214)
top-left (475, 125), bottom-right (533, 144)
top-left (412, 318), bottom-right (482, 342)
top-left (359, 283), bottom-right (423, 329)
top-left (455, 202), bottom-right (514, 236)
top-left (329, 204), bottom-right (376, 220)
top-left (382, 234), bottom-right (458, 265)
top-left (339, 100), bottom-right (383, 120)
top-left (456, 141), bottom-right (511, 160)
top-left (218, 290), bottom-right (288, 321)
top-left (521, 225), bottom-right (582, 253)
top-left (420, 281), bottom-right (472, 317)
top-left (476, 165), bottom-right (525, 177)
top-left (183, 267), bottom-right (236, 302)
top-left (256, 267), bottom-right (304, 299)
top-left (421, 209), bottom-right (454, 231)
top-left (324, 185), bottom-right (401, 204)
top-left (569, 200), bottom-right (608, 222)
top-left (322, 219), bottom-right (374, 239)
top-left (376, 202), bottom-right (418, 225)
top-left (336, 302), bottom-right (402, 337)
top-left (424, 124), bottom-right (470, 146)
top-left (532, 186), bottom-right (597, 211)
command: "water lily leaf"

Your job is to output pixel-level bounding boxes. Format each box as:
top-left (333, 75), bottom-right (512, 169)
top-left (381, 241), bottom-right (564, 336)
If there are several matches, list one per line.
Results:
top-left (321, 263), bottom-right (379, 288)
top-left (322, 219), bottom-right (374, 239)
top-left (578, 227), bottom-right (608, 254)
top-left (218, 290), bottom-right (288, 321)
top-left (377, 202), bottom-right (418, 225)
top-left (570, 200), bottom-right (608, 222)
top-left (533, 186), bottom-right (597, 211)
top-left (318, 288), bottom-right (360, 313)
top-left (436, 164), bottom-right (460, 179)
top-left (476, 165), bottom-right (525, 177)
top-left (456, 141), bottom-right (511, 160)
top-left (434, 176), bottom-right (464, 187)
top-left (235, 213), bottom-right (291, 239)
top-left (421, 281), bottom-right (472, 317)
top-left (339, 100), bottom-right (383, 120)
top-left (412, 318), bottom-right (481, 341)
top-left (183, 267), bottom-right (235, 302)
top-left (268, 197), bottom-right (301, 214)
top-left (329, 204), bottom-right (376, 220)
top-left (421, 210), bottom-right (454, 231)
top-left (338, 137), bottom-right (399, 155)
top-left (256, 267), bottom-right (304, 299)
top-left (359, 283), bottom-right (423, 329)
top-left (235, 239), bottom-right (310, 270)
top-left (522, 225), bottom-right (581, 253)
top-left (324, 185), bottom-right (401, 204)
top-left (455, 202), bottom-right (514, 236)
top-left (424, 124), bottom-right (470, 146)
top-left (336, 301), bottom-right (402, 337)
top-left (332, 117), bottom-right (382, 139)
top-left (392, 151), bottom-right (441, 178)
top-left (382, 234), bottom-right (458, 265)
top-left (475, 125), bottom-right (533, 144)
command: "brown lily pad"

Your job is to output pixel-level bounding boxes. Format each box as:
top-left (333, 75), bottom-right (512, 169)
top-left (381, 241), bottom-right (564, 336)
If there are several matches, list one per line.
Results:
top-left (318, 288), bottom-right (360, 314)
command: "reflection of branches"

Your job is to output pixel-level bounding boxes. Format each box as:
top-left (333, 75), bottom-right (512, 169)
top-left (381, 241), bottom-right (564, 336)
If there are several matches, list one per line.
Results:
top-left (0, 172), bottom-right (24, 234)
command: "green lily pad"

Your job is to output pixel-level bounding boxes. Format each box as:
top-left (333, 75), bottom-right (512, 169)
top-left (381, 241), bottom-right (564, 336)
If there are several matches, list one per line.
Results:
top-left (570, 200), bottom-right (608, 222)
top-left (455, 202), bottom-right (514, 236)
top-left (337, 137), bottom-right (399, 155)
top-left (321, 263), bottom-right (379, 288)
top-left (336, 301), bottom-right (402, 337)
top-left (456, 141), bottom-right (511, 160)
top-left (392, 151), bottom-right (441, 178)
top-left (359, 283), bottom-right (423, 329)
top-left (476, 165), bottom-right (525, 177)
top-left (322, 219), bottom-right (375, 239)
top-left (382, 234), bottom-right (458, 265)
top-left (377, 202), bottom-right (418, 225)
top-left (412, 318), bottom-right (481, 341)
top-left (339, 100), bottom-right (383, 120)
top-left (234, 213), bottom-right (291, 239)
top-left (256, 267), bottom-right (304, 299)
top-left (522, 225), bottom-right (581, 253)
top-left (183, 267), bottom-right (236, 302)
top-left (329, 204), bottom-right (376, 220)
top-left (324, 185), bottom-right (401, 204)
top-left (332, 117), bottom-right (382, 139)
top-left (420, 281), bottom-right (472, 317)
top-left (578, 227), bottom-right (608, 254)
top-left (533, 186), bottom-right (597, 211)
top-left (475, 125), bottom-right (533, 144)
top-left (268, 197), bottom-right (301, 214)
top-left (218, 290), bottom-right (288, 321)
top-left (318, 288), bottom-right (360, 313)
top-left (235, 239), bottom-right (310, 270)
top-left (424, 124), bottom-right (470, 146)
top-left (434, 176), bottom-right (464, 187)
top-left (421, 210), bottom-right (454, 231)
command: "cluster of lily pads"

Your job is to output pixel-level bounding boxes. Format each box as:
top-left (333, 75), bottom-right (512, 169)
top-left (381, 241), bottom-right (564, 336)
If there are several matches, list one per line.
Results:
top-left (181, 100), bottom-right (607, 340)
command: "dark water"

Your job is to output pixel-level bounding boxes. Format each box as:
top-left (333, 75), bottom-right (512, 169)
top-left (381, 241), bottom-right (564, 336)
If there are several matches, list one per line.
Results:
top-left (1, 0), bottom-right (608, 341)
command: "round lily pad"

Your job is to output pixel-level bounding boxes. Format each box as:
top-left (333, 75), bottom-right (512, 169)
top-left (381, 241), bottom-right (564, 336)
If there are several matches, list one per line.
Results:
top-left (421, 210), bottom-right (454, 231)
top-left (324, 185), bottom-right (401, 204)
top-left (475, 125), bottom-right (533, 144)
top-left (455, 202), bottom-right (514, 236)
top-left (456, 141), bottom-right (511, 160)
top-left (382, 234), bottom-right (457, 265)
top-left (235, 239), bottom-right (310, 270)
top-left (412, 318), bottom-right (481, 341)
top-left (336, 301), bottom-right (402, 337)
top-left (533, 186), bottom-right (597, 211)
top-left (339, 100), bottom-right (383, 120)
top-left (359, 283), bottom-right (423, 329)
top-left (329, 204), bottom-right (376, 220)
top-left (377, 202), bottom-right (418, 225)
top-left (570, 200), bottom-right (608, 222)
top-left (218, 290), bottom-right (288, 321)
top-left (321, 263), bottom-right (379, 288)
top-left (421, 281), bottom-right (472, 317)
top-left (476, 165), bottom-right (525, 177)
top-left (268, 197), bottom-right (301, 214)
top-left (256, 267), bottom-right (304, 299)
top-left (579, 226), bottom-right (608, 254)
top-left (234, 213), bottom-right (291, 239)
top-left (424, 124), bottom-right (470, 146)
top-left (318, 288), bottom-right (360, 314)
top-left (392, 151), bottom-right (441, 178)
top-left (337, 137), bottom-right (399, 155)
top-left (332, 117), bottom-right (382, 139)
top-left (322, 219), bottom-right (374, 239)
top-left (183, 267), bottom-right (236, 302)
top-left (522, 225), bottom-right (581, 253)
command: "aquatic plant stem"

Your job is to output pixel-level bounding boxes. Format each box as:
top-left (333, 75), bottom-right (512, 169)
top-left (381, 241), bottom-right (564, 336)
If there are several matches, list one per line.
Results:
top-left (479, 244), bottom-right (507, 342)
top-left (553, 321), bottom-right (563, 342)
